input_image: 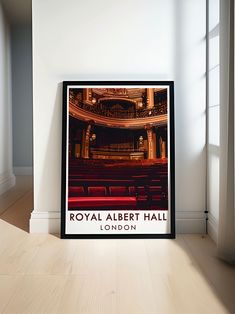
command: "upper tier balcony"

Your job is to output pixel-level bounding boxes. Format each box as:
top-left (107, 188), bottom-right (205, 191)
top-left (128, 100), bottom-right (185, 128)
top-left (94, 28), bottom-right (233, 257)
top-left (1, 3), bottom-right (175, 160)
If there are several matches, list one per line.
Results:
top-left (69, 97), bottom-right (168, 129)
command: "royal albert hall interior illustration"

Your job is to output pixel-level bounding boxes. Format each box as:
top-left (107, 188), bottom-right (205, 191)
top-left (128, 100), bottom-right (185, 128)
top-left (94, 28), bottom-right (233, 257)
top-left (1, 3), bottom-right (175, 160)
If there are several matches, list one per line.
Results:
top-left (68, 87), bottom-right (169, 212)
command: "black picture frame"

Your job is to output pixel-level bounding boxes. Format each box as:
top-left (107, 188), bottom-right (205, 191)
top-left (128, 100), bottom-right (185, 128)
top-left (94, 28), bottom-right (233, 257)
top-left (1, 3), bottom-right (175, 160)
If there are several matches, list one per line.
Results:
top-left (61, 81), bottom-right (175, 239)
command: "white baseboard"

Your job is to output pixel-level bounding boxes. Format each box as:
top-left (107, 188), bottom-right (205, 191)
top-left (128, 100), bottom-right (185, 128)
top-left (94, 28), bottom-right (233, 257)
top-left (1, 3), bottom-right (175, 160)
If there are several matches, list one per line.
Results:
top-left (30, 211), bottom-right (61, 234)
top-left (208, 213), bottom-right (218, 243)
top-left (13, 167), bottom-right (33, 176)
top-left (0, 171), bottom-right (16, 195)
top-left (176, 210), bottom-right (206, 234)
top-left (30, 209), bottom-right (206, 234)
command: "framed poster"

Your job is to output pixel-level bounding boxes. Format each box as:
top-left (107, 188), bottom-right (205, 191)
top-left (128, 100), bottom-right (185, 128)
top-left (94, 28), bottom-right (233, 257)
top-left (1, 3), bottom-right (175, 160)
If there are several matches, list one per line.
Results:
top-left (61, 81), bottom-right (175, 239)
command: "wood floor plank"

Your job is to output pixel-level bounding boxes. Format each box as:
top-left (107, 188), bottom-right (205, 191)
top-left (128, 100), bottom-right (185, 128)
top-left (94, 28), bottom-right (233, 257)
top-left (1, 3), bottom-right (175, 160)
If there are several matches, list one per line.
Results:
top-left (71, 239), bottom-right (117, 275)
top-left (116, 240), bottom-right (158, 314)
top-left (65, 274), bottom-right (117, 314)
top-left (25, 236), bottom-right (78, 275)
top-left (0, 191), bottom-right (33, 232)
top-left (0, 223), bottom-right (48, 275)
top-left (3, 275), bottom-right (67, 314)
top-left (0, 176), bottom-right (32, 214)
top-left (0, 275), bottom-right (23, 312)
top-left (0, 177), bottom-right (234, 313)
top-left (181, 234), bottom-right (235, 313)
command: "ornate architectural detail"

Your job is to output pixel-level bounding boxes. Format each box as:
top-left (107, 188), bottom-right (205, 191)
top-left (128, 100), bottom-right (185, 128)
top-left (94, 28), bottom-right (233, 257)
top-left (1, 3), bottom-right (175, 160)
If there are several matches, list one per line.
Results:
top-left (145, 124), bottom-right (155, 159)
top-left (69, 88), bottom-right (168, 130)
top-left (92, 88), bottom-right (128, 97)
top-left (69, 97), bottom-right (167, 120)
top-left (83, 124), bottom-right (92, 159)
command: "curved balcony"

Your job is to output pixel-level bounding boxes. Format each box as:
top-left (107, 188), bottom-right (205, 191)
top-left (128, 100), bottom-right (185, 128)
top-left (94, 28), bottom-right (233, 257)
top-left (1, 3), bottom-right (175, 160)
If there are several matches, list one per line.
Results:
top-left (69, 98), bottom-right (167, 129)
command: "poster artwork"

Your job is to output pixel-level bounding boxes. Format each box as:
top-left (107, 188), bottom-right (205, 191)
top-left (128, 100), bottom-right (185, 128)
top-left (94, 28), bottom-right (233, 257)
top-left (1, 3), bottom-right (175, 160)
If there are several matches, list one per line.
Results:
top-left (61, 82), bottom-right (175, 238)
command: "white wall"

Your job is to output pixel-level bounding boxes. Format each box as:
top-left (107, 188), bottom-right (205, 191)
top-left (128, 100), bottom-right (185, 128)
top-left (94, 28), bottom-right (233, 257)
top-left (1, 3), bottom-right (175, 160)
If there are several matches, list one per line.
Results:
top-left (0, 2), bottom-right (15, 195)
top-left (31, 0), bottom-right (206, 233)
top-left (11, 25), bottom-right (33, 175)
top-left (207, 0), bottom-right (220, 242)
top-left (174, 0), bottom-right (207, 233)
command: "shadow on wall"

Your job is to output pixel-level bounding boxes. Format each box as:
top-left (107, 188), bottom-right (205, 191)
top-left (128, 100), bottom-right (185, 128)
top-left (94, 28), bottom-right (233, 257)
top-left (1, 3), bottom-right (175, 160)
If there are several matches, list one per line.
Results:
top-left (0, 6), bottom-right (14, 184)
top-left (34, 82), bottom-right (63, 233)
top-left (173, 0), bottom-right (207, 217)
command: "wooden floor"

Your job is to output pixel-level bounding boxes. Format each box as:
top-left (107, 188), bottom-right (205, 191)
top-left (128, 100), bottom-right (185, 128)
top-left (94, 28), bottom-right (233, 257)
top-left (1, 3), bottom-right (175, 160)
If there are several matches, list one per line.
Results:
top-left (0, 177), bottom-right (235, 314)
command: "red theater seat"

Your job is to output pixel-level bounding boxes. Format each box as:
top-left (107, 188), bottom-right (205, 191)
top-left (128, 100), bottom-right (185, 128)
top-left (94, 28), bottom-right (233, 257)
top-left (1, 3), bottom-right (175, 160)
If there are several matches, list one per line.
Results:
top-left (68, 196), bottom-right (137, 208)
top-left (136, 186), bottom-right (148, 198)
top-left (88, 186), bottom-right (106, 196)
top-left (129, 186), bottom-right (136, 196)
top-left (69, 186), bottom-right (85, 196)
top-left (151, 195), bottom-right (162, 201)
top-left (68, 159), bottom-right (168, 210)
top-left (149, 186), bottom-right (162, 194)
top-left (109, 186), bottom-right (129, 196)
